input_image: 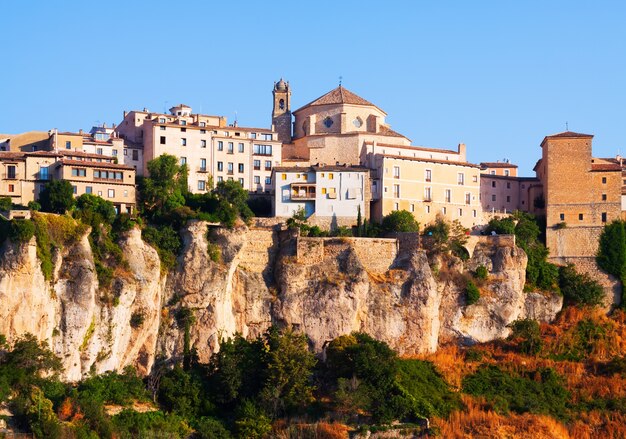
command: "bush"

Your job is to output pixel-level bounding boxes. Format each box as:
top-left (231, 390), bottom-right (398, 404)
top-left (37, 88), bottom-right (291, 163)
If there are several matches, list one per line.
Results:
top-left (559, 264), bottom-right (604, 307)
top-left (39, 180), bottom-right (75, 214)
top-left (381, 210), bottom-right (419, 233)
top-left (27, 201), bottom-right (41, 211)
top-left (465, 280), bottom-right (480, 305)
top-left (142, 225), bottom-right (181, 271)
top-left (423, 216), bottom-right (449, 251)
top-left (130, 312), bottom-right (145, 328)
top-left (0, 197), bottom-right (12, 211)
top-left (9, 219), bottom-right (35, 243)
top-left (509, 319), bottom-right (543, 355)
top-left (194, 416), bottom-right (232, 439)
top-left (474, 265), bottom-right (488, 280)
top-left (74, 194), bottom-right (116, 228)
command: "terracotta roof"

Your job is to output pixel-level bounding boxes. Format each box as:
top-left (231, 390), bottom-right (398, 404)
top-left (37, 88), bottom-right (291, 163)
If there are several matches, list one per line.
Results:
top-left (59, 150), bottom-right (118, 161)
top-left (58, 159), bottom-right (135, 171)
top-left (368, 141), bottom-right (459, 155)
top-left (591, 163), bottom-right (621, 171)
top-left (382, 154), bottom-right (480, 169)
top-left (480, 162), bottom-right (518, 168)
top-left (546, 131), bottom-right (593, 138)
top-left (378, 125), bottom-right (409, 140)
top-left (481, 174), bottom-right (541, 182)
top-left (294, 86), bottom-right (386, 114)
top-left (0, 151), bottom-right (61, 160)
top-left (273, 164), bottom-right (369, 173)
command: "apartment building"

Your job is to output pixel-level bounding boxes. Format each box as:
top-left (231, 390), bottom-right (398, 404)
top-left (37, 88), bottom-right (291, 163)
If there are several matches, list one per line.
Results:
top-left (275, 81), bottom-right (484, 228)
top-left (273, 164), bottom-right (369, 227)
top-left (114, 104), bottom-right (281, 194)
top-left (0, 150), bottom-right (136, 213)
top-left (480, 161), bottom-right (518, 177)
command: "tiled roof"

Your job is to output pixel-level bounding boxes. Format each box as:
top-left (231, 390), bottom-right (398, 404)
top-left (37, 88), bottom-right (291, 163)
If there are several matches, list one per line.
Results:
top-left (545, 131), bottom-right (593, 139)
top-left (273, 164), bottom-right (369, 173)
top-left (295, 86), bottom-right (386, 114)
top-left (58, 159), bottom-right (135, 171)
top-left (59, 150), bottom-right (117, 161)
top-left (382, 154), bottom-right (481, 169)
top-left (378, 125), bottom-right (409, 139)
top-left (367, 141), bottom-right (459, 155)
top-left (591, 163), bottom-right (621, 171)
top-left (480, 162), bottom-right (518, 168)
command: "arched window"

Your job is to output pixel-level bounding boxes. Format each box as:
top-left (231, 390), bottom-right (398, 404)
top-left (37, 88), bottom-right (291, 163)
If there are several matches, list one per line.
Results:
top-left (279, 99), bottom-right (285, 110)
top-left (323, 117), bottom-right (333, 128)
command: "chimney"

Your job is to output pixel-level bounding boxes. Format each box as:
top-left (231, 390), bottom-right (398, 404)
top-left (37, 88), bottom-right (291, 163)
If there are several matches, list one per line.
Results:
top-left (457, 143), bottom-right (467, 161)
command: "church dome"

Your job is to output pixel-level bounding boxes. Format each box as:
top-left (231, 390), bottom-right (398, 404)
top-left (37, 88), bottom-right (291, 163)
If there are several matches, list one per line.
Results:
top-left (276, 78), bottom-right (287, 91)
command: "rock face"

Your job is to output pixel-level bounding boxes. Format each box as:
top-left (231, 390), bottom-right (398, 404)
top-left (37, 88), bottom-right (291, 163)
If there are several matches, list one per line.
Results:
top-left (0, 218), bottom-right (564, 380)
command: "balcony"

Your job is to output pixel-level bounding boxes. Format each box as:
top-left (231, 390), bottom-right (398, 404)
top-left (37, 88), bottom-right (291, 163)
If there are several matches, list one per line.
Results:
top-left (291, 184), bottom-right (316, 200)
top-left (227, 171), bottom-right (234, 175)
top-left (197, 167), bottom-right (208, 173)
top-left (423, 197), bottom-right (432, 202)
top-left (36, 172), bottom-right (50, 180)
top-left (254, 166), bottom-right (261, 171)
top-left (3, 173), bottom-right (18, 180)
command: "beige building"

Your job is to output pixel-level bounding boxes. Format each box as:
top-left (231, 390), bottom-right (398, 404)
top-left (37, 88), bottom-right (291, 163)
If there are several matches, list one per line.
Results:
top-left (0, 150), bottom-right (136, 213)
top-left (114, 104), bottom-right (281, 194)
top-left (480, 161), bottom-right (518, 177)
top-left (273, 164), bottom-right (369, 227)
top-left (275, 81), bottom-right (484, 229)
top-left (534, 131), bottom-right (621, 262)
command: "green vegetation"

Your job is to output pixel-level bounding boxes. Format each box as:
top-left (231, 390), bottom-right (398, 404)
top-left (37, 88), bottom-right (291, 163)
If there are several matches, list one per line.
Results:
top-left (39, 180), bottom-right (76, 214)
top-left (465, 280), bottom-right (480, 305)
top-left (424, 216), bottom-right (469, 259)
top-left (597, 220), bottom-right (626, 306)
top-left (0, 196), bottom-right (12, 211)
top-left (559, 264), bottom-right (604, 307)
top-left (474, 265), bottom-right (489, 280)
top-left (508, 319), bottom-right (543, 355)
top-left (381, 209), bottom-right (419, 233)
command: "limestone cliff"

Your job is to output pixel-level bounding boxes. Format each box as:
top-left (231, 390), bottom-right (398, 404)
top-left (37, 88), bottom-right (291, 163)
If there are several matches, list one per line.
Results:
top-left (0, 219), bottom-right (564, 380)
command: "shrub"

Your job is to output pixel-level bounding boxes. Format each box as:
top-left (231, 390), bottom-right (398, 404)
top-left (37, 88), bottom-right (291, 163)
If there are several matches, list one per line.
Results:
top-left (9, 219), bottom-right (35, 243)
top-left (485, 217), bottom-right (516, 235)
top-left (424, 216), bottom-right (449, 251)
top-left (474, 265), bottom-right (488, 280)
top-left (509, 319), bottom-right (543, 355)
top-left (559, 264), bottom-right (604, 307)
top-left (555, 222), bottom-right (567, 230)
top-left (27, 201), bottom-right (41, 211)
top-left (39, 180), bottom-right (75, 214)
top-left (381, 210), bottom-right (419, 233)
top-left (465, 280), bottom-right (480, 305)
top-left (142, 225), bottom-right (182, 271)
top-left (130, 312), bottom-right (145, 328)
top-left (0, 197), bottom-right (12, 211)
top-left (194, 416), bottom-right (232, 439)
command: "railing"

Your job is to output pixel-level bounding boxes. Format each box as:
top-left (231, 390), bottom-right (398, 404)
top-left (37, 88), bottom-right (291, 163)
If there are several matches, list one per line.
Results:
top-left (36, 172), bottom-right (50, 180)
top-left (197, 167), bottom-right (208, 173)
top-left (292, 192), bottom-right (316, 200)
top-left (423, 197), bottom-right (432, 202)
top-left (227, 171), bottom-right (234, 175)
top-left (265, 166), bottom-right (272, 171)
top-left (3, 173), bottom-right (18, 179)
top-left (254, 166), bottom-right (261, 170)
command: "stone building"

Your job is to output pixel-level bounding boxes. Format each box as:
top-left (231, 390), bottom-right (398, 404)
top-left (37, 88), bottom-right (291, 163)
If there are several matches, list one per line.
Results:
top-left (274, 81), bottom-right (484, 228)
top-left (534, 131), bottom-right (621, 262)
top-left (273, 164), bottom-right (369, 227)
top-left (114, 104), bottom-right (281, 194)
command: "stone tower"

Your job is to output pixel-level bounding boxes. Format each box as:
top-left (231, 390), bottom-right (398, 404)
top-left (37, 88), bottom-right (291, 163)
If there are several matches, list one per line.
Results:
top-left (272, 78), bottom-right (292, 143)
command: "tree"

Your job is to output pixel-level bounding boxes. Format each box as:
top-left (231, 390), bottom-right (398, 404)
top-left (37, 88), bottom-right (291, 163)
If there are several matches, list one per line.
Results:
top-left (0, 196), bottom-right (12, 211)
top-left (597, 220), bottom-right (626, 287)
top-left (381, 210), bottom-right (419, 233)
top-left (559, 264), bottom-right (604, 307)
top-left (214, 180), bottom-right (254, 223)
top-left (39, 180), bottom-right (75, 214)
top-left (465, 280), bottom-right (480, 305)
top-left (424, 215), bottom-right (450, 251)
top-left (485, 216), bottom-right (516, 235)
top-left (140, 154), bottom-right (188, 219)
top-left (509, 319), bottom-right (543, 355)
top-left (74, 194), bottom-right (116, 228)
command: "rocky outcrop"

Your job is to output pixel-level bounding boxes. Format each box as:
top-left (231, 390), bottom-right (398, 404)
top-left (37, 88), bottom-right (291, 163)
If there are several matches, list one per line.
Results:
top-left (0, 218), bottom-right (564, 379)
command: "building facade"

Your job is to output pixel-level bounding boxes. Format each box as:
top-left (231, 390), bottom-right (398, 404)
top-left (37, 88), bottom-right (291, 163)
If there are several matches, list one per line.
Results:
top-left (114, 104), bottom-right (281, 194)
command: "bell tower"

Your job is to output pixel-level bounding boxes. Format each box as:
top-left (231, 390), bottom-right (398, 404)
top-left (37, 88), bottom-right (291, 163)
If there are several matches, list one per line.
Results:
top-left (272, 78), bottom-right (292, 143)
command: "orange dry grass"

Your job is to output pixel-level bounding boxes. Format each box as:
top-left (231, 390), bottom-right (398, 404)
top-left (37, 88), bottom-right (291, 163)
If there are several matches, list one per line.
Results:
top-left (272, 421), bottom-right (349, 439)
top-left (434, 395), bottom-right (570, 439)
top-left (414, 344), bottom-right (474, 389)
top-left (569, 411), bottom-right (626, 439)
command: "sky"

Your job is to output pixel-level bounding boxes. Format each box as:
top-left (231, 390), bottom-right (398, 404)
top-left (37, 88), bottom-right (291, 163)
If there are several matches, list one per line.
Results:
top-left (1, 1), bottom-right (625, 174)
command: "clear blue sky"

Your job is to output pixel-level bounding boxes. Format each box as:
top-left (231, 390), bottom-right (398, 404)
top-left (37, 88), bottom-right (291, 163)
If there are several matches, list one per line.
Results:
top-left (2, 1), bottom-right (625, 174)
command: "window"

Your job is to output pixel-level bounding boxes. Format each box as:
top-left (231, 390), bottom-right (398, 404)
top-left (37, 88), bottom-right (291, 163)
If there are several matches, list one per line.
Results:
top-left (302, 174), bottom-right (308, 181)
top-left (227, 142), bottom-right (234, 153)
top-left (459, 208), bottom-right (463, 216)
top-left (506, 182), bottom-right (511, 189)
top-left (112, 150), bottom-right (118, 156)
top-left (491, 194), bottom-right (496, 201)
top-left (132, 150), bottom-right (139, 161)
top-left (393, 184), bottom-right (400, 198)
top-left (227, 162), bottom-right (233, 174)
top-left (200, 122), bottom-right (206, 127)
top-left (473, 210), bottom-right (477, 217)
top-left (321, 188), bottom-right (327, 195)
top-left (445, 189), bottom-right (451, 203)
top-left (108, 189), bottom-right (115, 198)
top-left (124, 149), bottom-right (128, 156)
top-left (393, 166), bottom-right (400, 178)
top-left (328, 173), bottom-right (334, 180)
top-left (490, 170), bottom-right (496, 175)
top-left (504, 170), bottom-right (510, 176)
top-left (217, 176), bottom-right (223, 183)
top-left (7, 165), bottom-right (16, 179)
top-left (238, 143), bottom-right (244, 153)
top-left (181, 127), bottom-right (186, 132)
top-left (180, 157), bottom-right (187, 165)
top-left (200, 158), bottom-right (206, 171)
top-left (394, 203), bottom-right (399, 211)
top-left (39, 167), bottom-right (49, 180)
top-left (473, 175), bottom-right (478, 182)
top-left (442, 207), bottom-right (446, 215)
top-left (72, 186), bottom-right (77, 194)
top-left (65, 141), bottom-right (71, 149)
top-left (410, 204), bottom-right (415, 212)
top-left (602, 212), bottom-right (607, 222)
top-left (491, 181), bottom-right (496, 188)
top-left (124, 190), bottom-right (128, 197)
top-left (426, 205), bottom-right (431, 213)
top-left (180, 120), bottom-right (187, 126)
top-left (159, 117), bottom-right (166, 123)
top-left (217, 162), bottom-right (223, 171)
top-left (253, 160), bottom-right (261, 170)
top-left (198, 180), bottom-right (206, 191)
top-left (238, 178), bottom-right (244, 186)
top-left (86, 186), bottom-right (92, 194)
top-left (579, 213), bottom-right (583, 221)
top-left (560, 213), bottom-right (565, 221)
top-left (8, 184), bottom-right (14, 193)
top-left (71, 168), bottom-right (86, 177)
top-left (323, 117), bottom-right (333, 128)
top-left (201, 140), bottom-right (206, 148)
top-left (465, 193), bottom-right (471, 205)
top-left (262, 133), bottom-right (273, 141)
top-left (281, 173), bottom-right (286, 180)
top-left (160, 126), bottom-right (166, 131)
top-left (254, 176), bottom-right (260, 184)
top-left (506, 195), bottom-right (511, 202)
top-left (250, 133), bottom-right (257, 139)
top-left (602, 193), bottom-right (607, 201)
top-left (425, 169), bottom-right (431, 182)
top-left (521, 184), bottom-right (525, 189)
top-left (253, 144), bottom-right (273, 155)
top-left (97, 148), bottom-right (103, 155)
top-left (424, 187), bottom-right (432, 201)
top-left (160, 136), bottom-right (166, 144)
top-left (265, 160), bottom-right (272, 170)
top-left (238, 163), bottom-right (244, 173)
top-left (265, 177), bottom-right (271, 185)
top-left (98, 191), bottom-right (102, 196)
top-left (458, 173), bottom-right (464, 185)
top-left (218, 141), bottom-right (223, 151)
top-left (602, 177), bottom-right (607, 184)
top-left (200, 129), bottom-right (206, 134)
top-left (181, 138), bottom-right (187, 146)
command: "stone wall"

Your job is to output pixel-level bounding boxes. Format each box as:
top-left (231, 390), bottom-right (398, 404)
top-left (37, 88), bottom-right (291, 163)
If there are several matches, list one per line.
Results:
top-left (560, 256), bottom-right (622, 309)
top-left (296, 236), bottom-right (398, 274)
top-left (547, 226), bottom-right (603, 260)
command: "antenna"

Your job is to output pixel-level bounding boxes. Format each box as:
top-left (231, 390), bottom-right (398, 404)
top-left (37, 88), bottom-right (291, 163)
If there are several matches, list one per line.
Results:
top-left (339, 75), bottom-right (342, 87)
top-left (566, 121), bottom-right (569, 131)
